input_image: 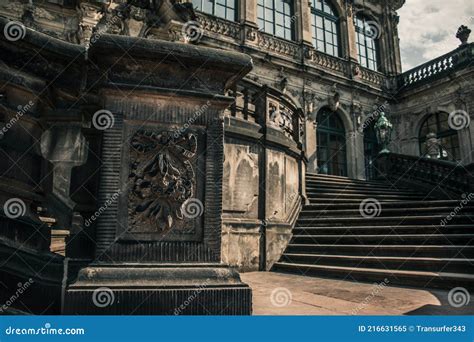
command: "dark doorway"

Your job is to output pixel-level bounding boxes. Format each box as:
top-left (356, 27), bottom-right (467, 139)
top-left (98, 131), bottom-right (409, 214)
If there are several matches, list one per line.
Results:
top-left (364, 122), bottom-right (379, 180)
top-left (316, 108), bottom-right (347, 176)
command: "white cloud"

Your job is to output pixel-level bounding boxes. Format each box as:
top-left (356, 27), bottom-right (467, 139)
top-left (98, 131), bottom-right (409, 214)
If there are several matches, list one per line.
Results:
top-left (398, 0), bottom-right (474, 71)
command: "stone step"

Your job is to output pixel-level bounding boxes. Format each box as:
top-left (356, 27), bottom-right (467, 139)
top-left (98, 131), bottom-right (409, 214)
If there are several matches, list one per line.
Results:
top-left (306, 183), bottom-right (419, 193)
top-left (280, 253), bottom-right (474, 273)
top-left (306, 188), bottom-right (423, 197)
top-left (306, 178), bottom-right (411, 188)
top-left (291, 234), bottom-right (474, 245)
top-left (299, 206), bottom-right (474, 217)
top-left (272, 262), bottom-right (474, 289)
top-left (306, 179), bottom-right (393, 188)
top-left (308, 198), bottom-right (416, 204)
top-left (296, 215), bottom-right (474, 226)
top-left (306, 174), bottom-right (388, 185)
top-left (284, 244), bottom-right (474, 258)
top-left (303, 200), bottom-right (470, 210)
top-left (292, 224), bottom-right (474, 235)
top-left (307, 193), bottom-right (430, 200)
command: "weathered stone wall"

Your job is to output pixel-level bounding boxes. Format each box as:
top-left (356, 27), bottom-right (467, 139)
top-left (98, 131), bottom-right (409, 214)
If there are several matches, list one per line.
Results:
top-left (221, 137), bottom-right (301, 271)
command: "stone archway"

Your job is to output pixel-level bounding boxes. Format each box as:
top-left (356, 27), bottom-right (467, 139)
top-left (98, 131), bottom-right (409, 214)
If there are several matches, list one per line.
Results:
top-left (315, 107), bottom-right (348, 176)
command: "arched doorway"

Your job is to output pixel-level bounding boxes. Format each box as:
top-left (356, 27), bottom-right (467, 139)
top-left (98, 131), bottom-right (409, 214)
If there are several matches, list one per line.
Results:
top-left (364, 123), bottom-right (379, 180)
top-left (316, 108), bottom-right (347, 176)
top-left (419, 112), bottom-right (461, 161)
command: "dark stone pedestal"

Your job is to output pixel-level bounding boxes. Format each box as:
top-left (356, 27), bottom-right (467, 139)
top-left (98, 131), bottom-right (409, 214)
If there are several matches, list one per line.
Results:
top-left (64, 264), bottom-right (251, 315)
top-left (60, 35), bottom-right (253, 315)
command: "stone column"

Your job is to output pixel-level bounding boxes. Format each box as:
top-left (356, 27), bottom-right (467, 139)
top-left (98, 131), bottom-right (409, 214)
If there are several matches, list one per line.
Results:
top-left (345, 4), bottom-right (359, 62)
top-left (241, 0), bottom-right (258, 25)
top-left (296, 0), bottom-right (313, 46)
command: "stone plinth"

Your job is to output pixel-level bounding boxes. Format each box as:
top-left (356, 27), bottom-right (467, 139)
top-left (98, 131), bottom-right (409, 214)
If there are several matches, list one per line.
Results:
top-left (63, 34), bottom-right (253, 315)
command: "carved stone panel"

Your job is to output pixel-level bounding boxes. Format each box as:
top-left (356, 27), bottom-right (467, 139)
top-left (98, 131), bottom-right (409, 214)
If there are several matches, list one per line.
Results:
top-left (118, 124), bottom-right (206, 242)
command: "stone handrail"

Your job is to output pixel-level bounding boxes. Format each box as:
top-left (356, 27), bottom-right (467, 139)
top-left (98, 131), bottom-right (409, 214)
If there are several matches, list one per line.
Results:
top-left (359, 67), bottom-right (386, 87)
top-left (375, 152), bottom-right (473, 196)
top-left (196, 12), bottom-right (240, 40)
top-left (397, 43), bottom-right (473, 90)
top-left (308, 50), bottom-right (349, 75)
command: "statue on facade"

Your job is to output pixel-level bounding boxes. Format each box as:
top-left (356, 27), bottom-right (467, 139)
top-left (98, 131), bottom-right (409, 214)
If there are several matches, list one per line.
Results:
top-left (425, 132), bottom-right (441, 159)
top-left (374, 111), bottom-right (393, 154)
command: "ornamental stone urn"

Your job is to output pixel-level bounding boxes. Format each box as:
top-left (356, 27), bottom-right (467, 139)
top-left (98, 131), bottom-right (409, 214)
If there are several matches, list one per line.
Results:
top-left (456, 25), bottom-right (471, 45)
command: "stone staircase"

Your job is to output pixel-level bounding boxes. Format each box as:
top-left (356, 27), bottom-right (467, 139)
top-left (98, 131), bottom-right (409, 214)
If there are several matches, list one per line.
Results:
top-left (273, 173), bottom-right (474, 289)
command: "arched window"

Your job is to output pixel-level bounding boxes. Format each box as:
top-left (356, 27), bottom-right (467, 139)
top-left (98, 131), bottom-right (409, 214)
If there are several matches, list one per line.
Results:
top-left (354, 15), bottom-right (379, 71)
top-left (310, 0), bottom-right (340, 57)
top-left (192, 0), bottom-right (236, 21)
top-left (419, 112), bottom-right (461, 161)
top-left (317, 109), bottom-right (347, 176)
top-left (257, 0), bottom-right (295, 41)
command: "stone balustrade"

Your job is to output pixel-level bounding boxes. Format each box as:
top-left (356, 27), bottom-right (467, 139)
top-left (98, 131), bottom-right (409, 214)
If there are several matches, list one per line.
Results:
top-left (376, 152), bottom-right (473, 196)
top-left (398, 43), bottom-right (474, 90)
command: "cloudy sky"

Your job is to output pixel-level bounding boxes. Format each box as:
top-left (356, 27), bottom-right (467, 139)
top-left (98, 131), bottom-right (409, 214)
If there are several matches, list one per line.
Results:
top-left (398, 0), bottom-right (474, 71)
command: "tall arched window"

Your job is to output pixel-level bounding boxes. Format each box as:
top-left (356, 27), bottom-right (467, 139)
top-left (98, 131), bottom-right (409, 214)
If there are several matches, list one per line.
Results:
top-left (192, 0), bottom-right (236, 21)
top-left (257, 0), bottom-right (295, 41)
top-left (317, 109), bottom-right (347, 176)
top-left (419, 112), bottom-right (461, 161)
top-left (354, 15), bottom-right (379, 71)
top-left (310, 0), bottom-right (340, 57)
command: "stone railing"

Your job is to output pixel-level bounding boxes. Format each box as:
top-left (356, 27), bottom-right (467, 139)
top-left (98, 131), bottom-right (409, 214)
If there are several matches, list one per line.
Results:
top-left (375, 152), bottom-right (473, 196)
top-left (397, 43), bottom-right (474, 90)
top-left (196, 12), bottom-right (240, 40)
top-left (226, 81), bottom-right (259, 124)
top-left (360, 67), bottom-right (386, 87)
top-left (256, 31), bottom-right (300, 59)
top-left (308, 50), bottom-right (349, 75)
top-left (195, 12), bottom-right (392, 90)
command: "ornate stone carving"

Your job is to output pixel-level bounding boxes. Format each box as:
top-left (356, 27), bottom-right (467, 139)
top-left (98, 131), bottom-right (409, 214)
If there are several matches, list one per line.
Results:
top-left (257, 31), bottom-right (300, 58)
top-left (128, 129), bottom-right (198, 233)
top-left (197, 12), bottom-right (240, 39)
top-left (269, 102), bottom-right (295, 139)
top-left (310, 51), bottom-right (348, 74)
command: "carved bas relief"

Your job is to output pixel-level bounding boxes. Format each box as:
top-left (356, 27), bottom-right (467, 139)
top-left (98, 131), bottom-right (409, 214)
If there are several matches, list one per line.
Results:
top-left (124, 127), bottom-right (204, 241)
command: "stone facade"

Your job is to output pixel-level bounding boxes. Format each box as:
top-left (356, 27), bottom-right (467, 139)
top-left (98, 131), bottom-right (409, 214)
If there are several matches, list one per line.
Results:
top-left (0, 0), bottom-right (472, 283)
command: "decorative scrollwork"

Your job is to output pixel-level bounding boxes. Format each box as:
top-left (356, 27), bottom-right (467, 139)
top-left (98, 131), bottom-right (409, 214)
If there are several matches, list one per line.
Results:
top-left (128, 129), bottom-right (198, 232)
